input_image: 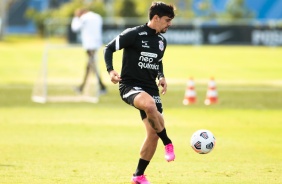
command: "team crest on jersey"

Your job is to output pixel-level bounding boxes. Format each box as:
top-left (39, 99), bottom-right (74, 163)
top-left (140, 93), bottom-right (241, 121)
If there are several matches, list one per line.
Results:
top-left (159, 41), bottom-right (164, 51)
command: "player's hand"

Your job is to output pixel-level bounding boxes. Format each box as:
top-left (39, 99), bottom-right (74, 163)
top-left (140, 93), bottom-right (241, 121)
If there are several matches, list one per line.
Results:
top-left (158, 77), bottom-right (167, 95)
top-left (109, 70), bottom-right (121, 84)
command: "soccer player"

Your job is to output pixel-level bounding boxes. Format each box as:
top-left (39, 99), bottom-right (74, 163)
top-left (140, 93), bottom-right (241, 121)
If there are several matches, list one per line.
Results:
top-left (71, 8), bottom-right (107, 94)
top-left (104, 2), bottom-right (176, 183)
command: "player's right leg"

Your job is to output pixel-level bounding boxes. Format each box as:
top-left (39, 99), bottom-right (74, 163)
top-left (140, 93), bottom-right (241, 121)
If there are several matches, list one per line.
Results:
top-left (141, 118), bottom-right (159, 160)
top-left (133, 92), bottom-right (164, 132)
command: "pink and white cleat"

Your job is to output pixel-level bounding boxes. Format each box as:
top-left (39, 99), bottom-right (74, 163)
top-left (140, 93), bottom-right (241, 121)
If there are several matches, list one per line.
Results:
top-left (131, 175), bottom-right (150, 184)
top-left (165, 143), bottom-right (175, 162)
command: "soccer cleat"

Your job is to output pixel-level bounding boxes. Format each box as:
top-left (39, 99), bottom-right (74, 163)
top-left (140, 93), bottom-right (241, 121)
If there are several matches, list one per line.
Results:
top-left (165, 143), bottom-right (175, 162)
top-left (131, 175), bottom-right (150, 184)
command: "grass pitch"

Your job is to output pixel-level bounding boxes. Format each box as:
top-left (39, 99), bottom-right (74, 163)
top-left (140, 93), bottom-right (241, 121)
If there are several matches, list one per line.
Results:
top-left (0, 36), bottom-right (281, 184)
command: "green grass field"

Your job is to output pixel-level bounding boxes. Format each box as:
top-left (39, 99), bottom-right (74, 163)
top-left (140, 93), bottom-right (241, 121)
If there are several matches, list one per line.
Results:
top-left (0, 36), bottom-right (282, 184)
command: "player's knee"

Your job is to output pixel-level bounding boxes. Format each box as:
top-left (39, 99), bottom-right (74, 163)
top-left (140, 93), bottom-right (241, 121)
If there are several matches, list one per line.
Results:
top-left (144, 101), bottom-right (157, 115)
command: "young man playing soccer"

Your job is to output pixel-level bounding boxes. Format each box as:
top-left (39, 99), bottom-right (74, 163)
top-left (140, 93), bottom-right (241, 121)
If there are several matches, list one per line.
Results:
top-left (104, 2), bottom-right (176, 184)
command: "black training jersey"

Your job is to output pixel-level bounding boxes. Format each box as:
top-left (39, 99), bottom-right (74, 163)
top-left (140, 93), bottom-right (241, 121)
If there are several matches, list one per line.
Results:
top-left (104, 23), bottom-right (167, 90)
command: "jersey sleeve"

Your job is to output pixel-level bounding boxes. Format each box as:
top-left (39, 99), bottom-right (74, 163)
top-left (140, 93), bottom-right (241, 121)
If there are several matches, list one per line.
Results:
top-left (158, 62), bottom-right (165, 79)
top-left (157, 37), bottom-right (167, 79)
top-left (104, 28), bottom-right (137, 72)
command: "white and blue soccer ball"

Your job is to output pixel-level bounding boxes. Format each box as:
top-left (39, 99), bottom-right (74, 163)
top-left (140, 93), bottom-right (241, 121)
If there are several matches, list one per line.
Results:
top-left (190, 129), bottom-right (216, 154)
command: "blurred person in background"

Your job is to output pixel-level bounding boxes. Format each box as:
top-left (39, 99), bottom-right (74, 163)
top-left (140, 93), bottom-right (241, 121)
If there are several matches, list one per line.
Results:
top-left (71, 8), bottom-right (107, 94)
top-left (104, 2), bottom-right (176, 184)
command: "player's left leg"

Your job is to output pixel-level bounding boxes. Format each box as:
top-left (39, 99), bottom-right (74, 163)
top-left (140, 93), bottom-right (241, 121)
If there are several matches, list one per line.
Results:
top-left (140, 118), bottom-right (159, 160)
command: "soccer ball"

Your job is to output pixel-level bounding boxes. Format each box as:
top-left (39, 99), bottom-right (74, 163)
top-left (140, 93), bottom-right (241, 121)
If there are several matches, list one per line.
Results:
top-left (190, 129), bottom-right (216, 154)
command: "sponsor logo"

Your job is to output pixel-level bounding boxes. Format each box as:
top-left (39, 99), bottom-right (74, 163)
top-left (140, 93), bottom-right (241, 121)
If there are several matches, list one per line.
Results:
top-left (138, 62), bottom-right (159, 70)
top-left (142, 40), bottom-right (150, 48)
top-left (163, 30), bottom-right (203, 44)
top-left (138, 52), bottom-right (159, 70)
top-left (152, 96), bottom-right (162, 103)
top-left (139, 56), bottom-right (154, 63)
top-left (139, 31), bottom-right (147, 35)
top-left (141, 52), bottom-right (158, 58)
top-left (252, 30), bottom-right (282, 46)
top-left (208, 31), bottom-right (233, 44)
top-left (159, 40), bottom-right (164, 51)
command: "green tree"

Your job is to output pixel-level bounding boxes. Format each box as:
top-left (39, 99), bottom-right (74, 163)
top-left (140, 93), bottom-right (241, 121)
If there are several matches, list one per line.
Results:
top-left (0, 0), bottom-right (18, 40)
top-left (224, 0), bottom-right (254, 20)
top-left (119, 0), bottom-right (140, 17)
top-left (25, 8), bottom-right (53, 37)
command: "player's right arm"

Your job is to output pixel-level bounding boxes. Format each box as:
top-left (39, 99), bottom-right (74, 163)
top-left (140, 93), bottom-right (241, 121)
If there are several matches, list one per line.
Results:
top-left (103, 28), bottom-right (137, 82)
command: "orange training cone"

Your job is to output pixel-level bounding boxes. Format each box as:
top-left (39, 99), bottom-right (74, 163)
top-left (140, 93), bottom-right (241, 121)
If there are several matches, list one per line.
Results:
top-left (204, 77), bottom-right (218, 105)
top-left (183, 78), bottom-right (196, 105)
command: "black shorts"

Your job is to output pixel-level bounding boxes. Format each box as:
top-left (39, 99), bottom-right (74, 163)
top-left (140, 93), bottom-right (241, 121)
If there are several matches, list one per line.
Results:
top-left (119, 83), bottom-right (163, 120)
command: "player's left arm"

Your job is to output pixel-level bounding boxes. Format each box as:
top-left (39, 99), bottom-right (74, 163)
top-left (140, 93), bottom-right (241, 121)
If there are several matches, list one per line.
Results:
top-left (157, 61), bottom-right (167, 95)
top-left (158, 38), bottom-right (167, 95)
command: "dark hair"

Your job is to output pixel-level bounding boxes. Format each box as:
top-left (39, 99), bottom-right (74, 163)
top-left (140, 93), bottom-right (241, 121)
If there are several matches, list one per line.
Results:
top-left (149, 1), bottom-right (175, 20)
